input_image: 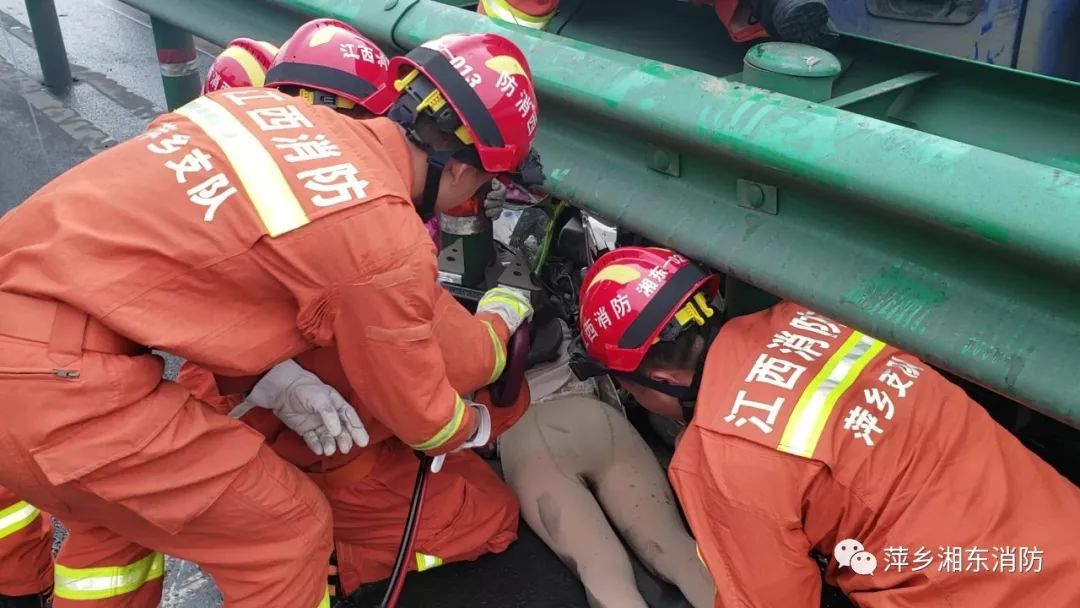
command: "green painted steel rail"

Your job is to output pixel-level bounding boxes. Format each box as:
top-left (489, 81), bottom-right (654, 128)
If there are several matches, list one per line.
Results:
top-left (59, 0), bottom-right (1080, 428)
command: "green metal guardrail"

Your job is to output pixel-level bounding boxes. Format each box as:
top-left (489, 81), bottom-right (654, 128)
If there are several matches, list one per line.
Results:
top-left (23, 0), bottom-right (1080, 429)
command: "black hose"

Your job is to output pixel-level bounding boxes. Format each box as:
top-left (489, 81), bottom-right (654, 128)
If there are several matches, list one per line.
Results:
top-left (379, 453), bottom-right (431, 608)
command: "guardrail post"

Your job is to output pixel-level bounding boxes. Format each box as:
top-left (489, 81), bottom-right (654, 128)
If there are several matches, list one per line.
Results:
top-left (23, 0), bottom-right (72, 90)
top-left (150, 17), bottom-right (201, 110)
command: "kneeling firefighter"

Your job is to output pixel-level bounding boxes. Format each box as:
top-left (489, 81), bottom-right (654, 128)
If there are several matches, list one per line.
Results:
top-left (0, 13), bottom-right (541, 608)
top-left (185, 20), bottom-right (537, 599)
top-left (573, 246), bottom-right (1080, 608)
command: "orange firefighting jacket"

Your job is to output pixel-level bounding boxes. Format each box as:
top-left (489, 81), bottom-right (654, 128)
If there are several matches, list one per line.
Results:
top-left (0, 88), bottom-right (476, 456)
top-left (669, 302), bottom-right (1080, 607)
top-left (178, 285), bottom-right (525, 477)
top-left (477, 0), bottom-right (768, 41)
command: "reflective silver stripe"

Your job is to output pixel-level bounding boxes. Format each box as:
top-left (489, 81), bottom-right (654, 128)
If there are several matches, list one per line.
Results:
top-left (174, 96), bottom-right (310, 237)
top-left (0, 501), bottom-right (40, 539)
top-left (55, 552), bottom-right (165, 600)
top-left (439, 213), bottom-right (488, 235)
top-left (777, 332), bottom-right (885, 458)
top-left (160, 59), bottom-right (200, 77)
top-left (415, 553), bottom-right (443, 571)
top-left (412, 395), bottom-right (467, 452)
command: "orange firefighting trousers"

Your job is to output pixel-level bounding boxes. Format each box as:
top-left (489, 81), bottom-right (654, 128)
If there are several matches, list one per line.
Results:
top-left (0, 486), bottom-right (52, 597)
top-left (311, 441), bottom-right (519, 594)
top-left (178, 345), bottom-right (526, 598)
top-left (0, 296), bottom-right (332, 608)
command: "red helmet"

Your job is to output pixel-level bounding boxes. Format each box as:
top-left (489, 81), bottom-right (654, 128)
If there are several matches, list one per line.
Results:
top-left (203, 38), bottom-right (279, 94)
top-left (579, 247), bottom-right (720, 372)
top-left (370, 33), bottom-right (543, 184)
top-left (264, 18), bottom-right (390, 112)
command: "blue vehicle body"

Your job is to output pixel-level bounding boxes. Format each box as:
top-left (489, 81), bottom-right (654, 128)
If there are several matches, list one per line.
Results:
top-left (829, 0), bottom-right (1080, 81)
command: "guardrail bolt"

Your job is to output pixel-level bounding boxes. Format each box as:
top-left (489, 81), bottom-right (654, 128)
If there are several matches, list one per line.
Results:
top-left (747, 184), bottom-right (765, 208)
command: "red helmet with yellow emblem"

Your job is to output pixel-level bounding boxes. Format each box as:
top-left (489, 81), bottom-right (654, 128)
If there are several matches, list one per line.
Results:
top-left (203, 38), bottom-right (279, 94)
top-left (578, 246), bottom-right (721, 373)
top-left (264, 18), bottom-right (390, 112)
top-left (367, 32), bottom-right (544, 217)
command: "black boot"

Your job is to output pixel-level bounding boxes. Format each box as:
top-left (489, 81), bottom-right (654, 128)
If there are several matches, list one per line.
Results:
top-left (0, 590), bottom-right (50, 608)
top-left (749, 0), bottom-right (838, 47)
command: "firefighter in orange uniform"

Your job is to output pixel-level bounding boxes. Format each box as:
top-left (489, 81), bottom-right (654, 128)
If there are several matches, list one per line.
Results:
top-left (193, 22), bottom-right (530, 595)
top-left (477, 0), bottom-right (833, 47)
top-left (0, 37), bottom-right (286, 608)
top-left (178, 296), bottom-right (530, 595)
top-left (0, 22), bottom-right (542, 608)
top-left (573, 246), bottom-right (1080, 608)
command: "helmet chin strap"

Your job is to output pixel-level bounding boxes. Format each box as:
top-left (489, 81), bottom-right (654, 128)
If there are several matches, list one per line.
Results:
top-left (419, 151), bottom-right (450, 222)
top-left (615, 316), bottom-right (722, 423)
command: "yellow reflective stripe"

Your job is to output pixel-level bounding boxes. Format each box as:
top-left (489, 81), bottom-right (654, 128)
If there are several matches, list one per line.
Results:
top-left (777, 331), bottom-right (885, 458)
top-left (484, 320), bottom-right (507, 384)
top-left (480, 0), bottom-right (553, 29)
top-left (55, 552), bottom-right (164, 601)
top-left (174, 97), bottom-right (309, 237)
top-left (317, 587), bottom-right (331, 608)
top-left (414, 553), bottom-right (444, 572)
top-left (0, 501), bottom-right (40, 539)
top-left (479, 291), bottom-right (530, 316)
top-left (412, 395), bottom-right (467, 452)
top-left (220, 46), bottom-right (267, 87)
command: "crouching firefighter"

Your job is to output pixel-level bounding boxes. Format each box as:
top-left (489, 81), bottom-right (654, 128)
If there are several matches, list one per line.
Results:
top-left (0, 17), bottom-right (542, 608)
top-left (182, 21), bottom-right (539, 598)
top-left (572, 246), bottom-right (1080, 608)
top-left (178, 305), bottom-right (532, 598)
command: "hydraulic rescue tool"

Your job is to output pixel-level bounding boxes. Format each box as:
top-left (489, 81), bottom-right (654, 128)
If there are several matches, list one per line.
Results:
top-left (378, 325), bottom-right (531, 608)
top-left (381, 183), bottom-right (542, 608)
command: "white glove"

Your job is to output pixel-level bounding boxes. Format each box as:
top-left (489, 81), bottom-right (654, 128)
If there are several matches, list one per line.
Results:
top-left (245, 359), bottom-right (369, 456)
top-left (483, 179), bottom-right (507, 220)
top-left (477, 286), bottom-right (533, 335)
top-left (430, 402), bottom-right (491, 473)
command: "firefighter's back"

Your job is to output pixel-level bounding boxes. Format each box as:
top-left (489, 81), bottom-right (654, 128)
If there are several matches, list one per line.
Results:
top-left (0, 88), bottom-right (421, 375)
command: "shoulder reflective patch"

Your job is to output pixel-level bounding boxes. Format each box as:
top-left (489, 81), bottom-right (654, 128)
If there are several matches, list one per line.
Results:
top-left (175, 97), bottom-right (309, 237)
top-left (777, 331), bottom-right (885, 458)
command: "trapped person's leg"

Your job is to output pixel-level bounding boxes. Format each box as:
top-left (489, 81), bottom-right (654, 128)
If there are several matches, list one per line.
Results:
top-left (586, 400), bottom-right (715, 608)
top-left (503, 396), bottom-right (714, 608)
top-left (501, 399), bottom-right (647, 608)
